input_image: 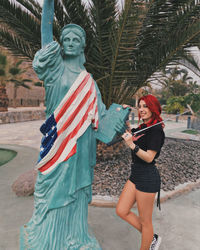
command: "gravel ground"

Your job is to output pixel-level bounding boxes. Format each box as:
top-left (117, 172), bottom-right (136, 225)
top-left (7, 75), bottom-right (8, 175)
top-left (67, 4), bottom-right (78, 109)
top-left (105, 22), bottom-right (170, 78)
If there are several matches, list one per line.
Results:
top-left (93, 138), bottom-right (200, 196)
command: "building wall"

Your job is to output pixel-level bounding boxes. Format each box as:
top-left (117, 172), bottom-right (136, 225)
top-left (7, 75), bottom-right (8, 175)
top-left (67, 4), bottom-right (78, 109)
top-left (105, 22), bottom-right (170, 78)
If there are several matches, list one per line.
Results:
top-left (5, 62), bottom-right (45, 107)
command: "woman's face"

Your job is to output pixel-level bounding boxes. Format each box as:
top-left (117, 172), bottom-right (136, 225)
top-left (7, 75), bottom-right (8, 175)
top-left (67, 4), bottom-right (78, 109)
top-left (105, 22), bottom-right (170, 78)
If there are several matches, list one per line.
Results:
top-left (62, 31), bottom-right (83, 56)
top-left (138, 100), bottom-right (152, 123)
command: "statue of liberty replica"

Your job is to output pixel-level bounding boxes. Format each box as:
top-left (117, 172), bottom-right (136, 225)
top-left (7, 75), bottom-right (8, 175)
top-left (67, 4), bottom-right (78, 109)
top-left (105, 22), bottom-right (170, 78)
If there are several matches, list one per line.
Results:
top-left (20, 0), bottom-right (128, 249)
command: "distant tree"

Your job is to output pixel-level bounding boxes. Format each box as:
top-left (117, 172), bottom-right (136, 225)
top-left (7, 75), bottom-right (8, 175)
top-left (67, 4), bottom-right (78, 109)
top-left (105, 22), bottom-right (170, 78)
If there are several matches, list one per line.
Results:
top-left (0, 51), bottom-right (9, 111)
top-left (34, 81), bottom-right (43, 87)
top-left (0, 52), bottom-right (7, 84)
top-left (184, 93), bottom-right (200, 113)
top-left (188, 80), bottom-right (200, 95)
top-left (166, 96), bottom-right (186, 114)
top-left (158, 67), bottom-right (193, 97)
top-left (155, 65), bottom-right (200, 113)
top-left (8, 60), bottom-right (31, 107)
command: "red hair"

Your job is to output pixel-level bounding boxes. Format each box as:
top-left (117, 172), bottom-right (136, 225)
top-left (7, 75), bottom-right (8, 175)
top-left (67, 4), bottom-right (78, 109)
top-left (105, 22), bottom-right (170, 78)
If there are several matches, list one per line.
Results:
top-left (138, 94), bottom-right (164, 128)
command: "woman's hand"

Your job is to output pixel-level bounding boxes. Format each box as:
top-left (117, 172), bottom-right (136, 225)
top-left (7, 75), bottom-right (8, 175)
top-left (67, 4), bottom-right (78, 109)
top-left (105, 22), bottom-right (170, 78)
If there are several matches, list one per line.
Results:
top-left (122, 131), bottom-right (157, 163)
top-left (122, 104), bottom-right (132, 109)
top-left (122, 131), bottom-right (135, 150)
top-left (126, 120), bottom-right (131, 132)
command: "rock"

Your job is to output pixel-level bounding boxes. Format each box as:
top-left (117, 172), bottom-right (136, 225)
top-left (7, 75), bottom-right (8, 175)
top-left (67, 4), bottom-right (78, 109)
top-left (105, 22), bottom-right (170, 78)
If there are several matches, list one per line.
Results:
top-left (93, 138), bottom-right (200, 196)
top-left (12, 169), bottom-right (37, 196)
top-left (12, 138), bottom-right (200, 197)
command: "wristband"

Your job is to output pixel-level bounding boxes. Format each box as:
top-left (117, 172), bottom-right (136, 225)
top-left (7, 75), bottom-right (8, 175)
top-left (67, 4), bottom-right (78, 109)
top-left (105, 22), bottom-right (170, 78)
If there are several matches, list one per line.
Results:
top-left (133, 145), bottom-right (140, 154)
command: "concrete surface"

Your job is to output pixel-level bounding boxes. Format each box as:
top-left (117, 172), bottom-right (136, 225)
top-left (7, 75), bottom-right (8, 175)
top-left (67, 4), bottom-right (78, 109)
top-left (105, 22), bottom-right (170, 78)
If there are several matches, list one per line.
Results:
top-left (0, 118), bottom-right (198, 149)
top-left (0, 118), bottom-right (200, 250)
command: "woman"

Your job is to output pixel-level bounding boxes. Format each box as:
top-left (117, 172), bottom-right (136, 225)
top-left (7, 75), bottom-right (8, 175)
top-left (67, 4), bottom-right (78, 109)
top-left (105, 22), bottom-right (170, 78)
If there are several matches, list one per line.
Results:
top-left (116, 95), bottom-right (165, 250)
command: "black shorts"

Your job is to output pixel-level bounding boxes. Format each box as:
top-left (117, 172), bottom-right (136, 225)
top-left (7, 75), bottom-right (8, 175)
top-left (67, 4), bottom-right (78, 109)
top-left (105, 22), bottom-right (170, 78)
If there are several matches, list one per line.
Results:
top-left (129, 163), bottom-right (161, 193)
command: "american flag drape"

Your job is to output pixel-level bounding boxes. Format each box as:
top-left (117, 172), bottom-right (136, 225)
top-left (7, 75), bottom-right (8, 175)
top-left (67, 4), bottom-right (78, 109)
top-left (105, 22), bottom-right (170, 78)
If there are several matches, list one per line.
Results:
top-left (36, 71), bottom-right (99, 175)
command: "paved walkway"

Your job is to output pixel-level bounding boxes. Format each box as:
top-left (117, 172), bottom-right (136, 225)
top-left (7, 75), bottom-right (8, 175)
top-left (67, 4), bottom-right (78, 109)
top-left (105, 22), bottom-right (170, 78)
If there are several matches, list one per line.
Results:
top-left (0, 118), bottom-right (199, 149)
top-left (0, 118), bottom-right (200, 250)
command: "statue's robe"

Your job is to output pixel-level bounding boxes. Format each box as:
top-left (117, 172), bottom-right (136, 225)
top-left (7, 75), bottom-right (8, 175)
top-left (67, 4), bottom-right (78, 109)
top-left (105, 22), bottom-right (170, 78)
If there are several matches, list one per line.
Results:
top-left (20, 41), bottom-right (106, 250)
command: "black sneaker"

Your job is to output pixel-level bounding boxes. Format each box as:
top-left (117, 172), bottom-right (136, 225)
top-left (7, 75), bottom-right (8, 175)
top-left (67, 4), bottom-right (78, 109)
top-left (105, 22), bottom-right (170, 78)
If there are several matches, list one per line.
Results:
top-left (149, 234), bottom-right (162, 250)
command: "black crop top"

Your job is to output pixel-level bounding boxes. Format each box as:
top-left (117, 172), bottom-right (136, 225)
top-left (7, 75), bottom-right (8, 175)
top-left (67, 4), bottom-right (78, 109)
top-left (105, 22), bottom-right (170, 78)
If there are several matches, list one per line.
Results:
top-left (131, 123), bottom-right (165, 165)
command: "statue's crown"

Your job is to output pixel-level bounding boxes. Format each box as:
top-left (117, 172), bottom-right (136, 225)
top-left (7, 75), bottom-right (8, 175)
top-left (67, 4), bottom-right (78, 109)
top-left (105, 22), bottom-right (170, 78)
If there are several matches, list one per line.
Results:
top-left (61, 24), bottom-right (86, 39)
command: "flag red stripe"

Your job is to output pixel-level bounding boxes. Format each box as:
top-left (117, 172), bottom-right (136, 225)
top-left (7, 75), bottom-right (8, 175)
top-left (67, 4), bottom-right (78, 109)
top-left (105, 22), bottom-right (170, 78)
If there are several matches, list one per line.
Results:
top-left (64, 144), bottom-right (77, 162)
top-left (57, 83), bottom-right (94, 136)
top-left (92, 103), bottom-right (98, 128)
top-left (95, 104), bottom-right (98, 114)
top-left (55, 73), bottom-right (90, 123)
top-left (39, 97), bottom-right (97, 173)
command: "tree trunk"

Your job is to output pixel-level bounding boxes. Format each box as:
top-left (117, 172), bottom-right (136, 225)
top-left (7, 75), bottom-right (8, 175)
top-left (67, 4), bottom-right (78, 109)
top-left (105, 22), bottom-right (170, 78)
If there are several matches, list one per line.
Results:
top-left (0, 85), bottom-right (9, 112)
top-left (13, 86), bottom-right (17, 108)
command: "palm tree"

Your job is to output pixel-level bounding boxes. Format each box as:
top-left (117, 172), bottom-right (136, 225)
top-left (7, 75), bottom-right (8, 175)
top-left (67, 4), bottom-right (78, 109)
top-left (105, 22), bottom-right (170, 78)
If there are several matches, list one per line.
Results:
top-left (188, 80), bottom-right (200, 94)
top-left (0, 52), bottom-right (9, 111)
top-left (159, 67), bottom-right (193, 95)
top-left (156, 67), bottom-right (197, 104)
top-left (0, 0), bottom-right (200, 107)
top-left (8, 60), bottom-right (31, 108)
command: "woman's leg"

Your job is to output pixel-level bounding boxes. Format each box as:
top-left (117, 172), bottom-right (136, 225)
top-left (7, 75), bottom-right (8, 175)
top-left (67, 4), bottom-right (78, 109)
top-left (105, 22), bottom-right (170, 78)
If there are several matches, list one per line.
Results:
top-left (136, 190), bottom-right (156, 250)
top-left (116, 180), bottom-right (142, 232)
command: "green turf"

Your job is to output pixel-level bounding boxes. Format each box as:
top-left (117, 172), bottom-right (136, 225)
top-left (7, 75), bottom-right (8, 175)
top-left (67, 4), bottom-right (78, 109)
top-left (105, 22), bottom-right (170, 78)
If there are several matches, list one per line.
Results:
top-left (0, 148), bottom-right (17, 166)
top-left (182, 129), bottom-right (199, 135)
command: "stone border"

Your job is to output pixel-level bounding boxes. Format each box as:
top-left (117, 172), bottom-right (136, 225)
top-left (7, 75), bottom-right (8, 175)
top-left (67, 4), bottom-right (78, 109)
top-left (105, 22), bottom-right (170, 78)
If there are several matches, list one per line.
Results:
top-left (90, 179), bottom-right (200, 207)
top-left (0, 108), bottom-right (45, 124)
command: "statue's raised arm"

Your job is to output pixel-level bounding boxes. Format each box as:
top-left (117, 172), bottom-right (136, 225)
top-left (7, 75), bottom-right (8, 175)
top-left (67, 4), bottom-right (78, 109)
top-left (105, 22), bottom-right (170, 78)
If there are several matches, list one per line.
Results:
top-left (41, 0), bottom-right (54, 47)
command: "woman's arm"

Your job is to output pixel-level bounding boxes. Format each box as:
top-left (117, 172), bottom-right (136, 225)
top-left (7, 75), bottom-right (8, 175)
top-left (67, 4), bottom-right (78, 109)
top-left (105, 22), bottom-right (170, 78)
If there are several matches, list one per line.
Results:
top-left (41, 0), bottom-right (54, 48)
top-left (122, 131), bottom-right (157, 163)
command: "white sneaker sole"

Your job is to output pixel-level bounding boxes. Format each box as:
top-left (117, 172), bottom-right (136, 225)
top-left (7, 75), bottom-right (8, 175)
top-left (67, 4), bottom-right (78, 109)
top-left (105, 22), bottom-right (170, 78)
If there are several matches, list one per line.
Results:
top-left (154, 236), bottom-right (162, 250)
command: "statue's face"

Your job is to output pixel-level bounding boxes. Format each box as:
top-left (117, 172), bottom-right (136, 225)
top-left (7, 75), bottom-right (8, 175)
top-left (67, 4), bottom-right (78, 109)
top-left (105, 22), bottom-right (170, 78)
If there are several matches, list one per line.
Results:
top-left (62, 31), bottom-right (83, 56)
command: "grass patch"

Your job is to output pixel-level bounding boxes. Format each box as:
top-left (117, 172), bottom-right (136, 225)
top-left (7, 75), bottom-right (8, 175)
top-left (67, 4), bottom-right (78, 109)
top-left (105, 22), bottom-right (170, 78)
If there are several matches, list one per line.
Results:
top-left (0, 148), bottom-right (17, 166)
top-left (182, 129), bottom-right (199, 135)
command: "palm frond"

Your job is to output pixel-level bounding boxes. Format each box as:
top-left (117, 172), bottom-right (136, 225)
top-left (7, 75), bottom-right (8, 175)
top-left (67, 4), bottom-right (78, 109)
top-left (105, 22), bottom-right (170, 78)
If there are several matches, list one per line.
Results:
top-left (20, 82), bottom-right (31, 89)
top-left (0, 53), bottom-right (7, 66)
top-left (34, 81), bottom-right (43, 87)
top-left (16, 60), bottom-right (24, 67)
top-left (0, 0), bottom-right (41, 49)
top-left (135, 0), bottom-right (200, 86)
top-left (0, 27), bottom-right (36, 59)
top-left (61, 0), bottom-right (92, 32)
top-left (174, 49), bottom-right (200, 78)
top-left (22, 79), bottom-right (32, 82)
top-left (55, 0), bottom-right (69, 28)
top-left (15, 0), bottom-right (42, 19)
top-left (86, 0), bottom-right (118, 100)
top-left (105, 0), bottom-right (149, 105)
